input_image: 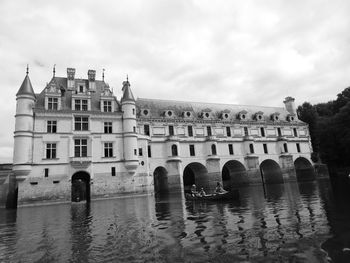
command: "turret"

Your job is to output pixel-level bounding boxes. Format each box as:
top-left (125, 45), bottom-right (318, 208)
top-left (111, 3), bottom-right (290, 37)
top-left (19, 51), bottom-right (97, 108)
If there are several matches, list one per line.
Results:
top-left (121, 77), bottom-right (138, 173)
top-left (13, 66), bottom-right (36, 179)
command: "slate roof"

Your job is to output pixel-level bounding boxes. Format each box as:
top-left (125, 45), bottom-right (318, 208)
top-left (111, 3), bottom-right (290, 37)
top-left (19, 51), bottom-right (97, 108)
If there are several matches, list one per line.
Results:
top-left (17, 75), bottom-right (35, 97)
top-left (136, 98), bottom-right (301, 123)
top-left (121, 80), bottom-right (135, 102)
top-left (34, 77), bottom-right (119, 112)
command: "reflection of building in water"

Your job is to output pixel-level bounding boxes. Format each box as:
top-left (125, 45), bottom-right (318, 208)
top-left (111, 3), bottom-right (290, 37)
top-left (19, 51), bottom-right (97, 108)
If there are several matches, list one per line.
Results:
top-left (10, 67), bottom-right (328, 207)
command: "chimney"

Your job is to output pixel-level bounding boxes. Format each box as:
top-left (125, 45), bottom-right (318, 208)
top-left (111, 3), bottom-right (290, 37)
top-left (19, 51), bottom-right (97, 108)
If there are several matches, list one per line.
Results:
top-left (283, 96), bottom-right (297, 115)
top-left (88, 69), bottom-right (96, 92)
top-left (67, 68), bottom-right (76, 90)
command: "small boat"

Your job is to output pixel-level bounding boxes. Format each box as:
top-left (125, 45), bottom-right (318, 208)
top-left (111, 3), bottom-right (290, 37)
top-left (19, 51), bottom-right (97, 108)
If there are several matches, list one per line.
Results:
top-left (185, 190), bottom-right (239, 201)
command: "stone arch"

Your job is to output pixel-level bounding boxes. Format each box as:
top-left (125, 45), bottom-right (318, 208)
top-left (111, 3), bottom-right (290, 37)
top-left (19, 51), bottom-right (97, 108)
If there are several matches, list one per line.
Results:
top-left (222, 160), bottom-right (247, 190)
top-left (294, 157), bottom-right (315, 182)
top-left (71, 171), bottom-right (91, 202)
top-left (153, 166), bottom-right (169, 194)
top-left (183, 162), bottom-right (208, 193)
top-left (260, 159), bottom-right (284, 184)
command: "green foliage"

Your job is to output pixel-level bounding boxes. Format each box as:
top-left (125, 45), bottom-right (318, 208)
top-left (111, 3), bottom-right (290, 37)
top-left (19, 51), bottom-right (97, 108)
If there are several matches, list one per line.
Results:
top-left (298, 87), bottom-right (350, 166)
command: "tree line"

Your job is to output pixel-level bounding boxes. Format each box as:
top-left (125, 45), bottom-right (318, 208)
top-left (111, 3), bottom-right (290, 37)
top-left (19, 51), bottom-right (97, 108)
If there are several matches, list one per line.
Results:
top-left (297, 87), bottom-right (350, 167)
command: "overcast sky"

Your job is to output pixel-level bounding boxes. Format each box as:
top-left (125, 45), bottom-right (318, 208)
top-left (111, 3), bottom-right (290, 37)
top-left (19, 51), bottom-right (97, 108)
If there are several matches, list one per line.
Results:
top-left (0, 0), bottom-right (349, 162)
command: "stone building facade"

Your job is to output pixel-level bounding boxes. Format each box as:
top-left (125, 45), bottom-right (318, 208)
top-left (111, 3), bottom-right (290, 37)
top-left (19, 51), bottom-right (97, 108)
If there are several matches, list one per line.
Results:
top-left (11, 68), bottom-right (325, 206)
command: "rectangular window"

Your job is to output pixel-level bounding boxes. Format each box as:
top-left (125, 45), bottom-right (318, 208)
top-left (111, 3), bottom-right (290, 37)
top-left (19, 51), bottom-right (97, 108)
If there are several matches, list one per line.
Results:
top-left (277, 127), bottom-right (282, 137)
top-left (79, 85), bottom-right (84, 93)
top-left (46, 143), bottom-right (56, 159)
top-left (74, 99), bottom-right (88, 111)
top-left (103, 101), bottom-right (112, 112)
top-left (44, 168), bottom-right (49, 178)
top-left (48, 97), bottom-right (58, 110)
top-left (249, 143), bottom-right (254, 154)
top-left (296, 143), bottom-right (301, 153)
top-left (207, 126), bottom-right (212, 136)
top-left (226, 127), bottom-right (231, 137)
top-left (104, 122), bottom-right (112, 133)
top-left (188, 126), bottom-right (193, 137)
top-left (144, 124), bottom-right (150, 136)
top-left (104, 142), bottom-right (113, 157)
top-left (134, 149), bottom-right (137, 155)
top-left (74, 139), bottom-right (88, 157)
top-left (263, 143), bottom-right (268, 154)
top-left (244, 127), bottom-right (249, 136)
top-left (189, 145), bottom-right (195, 156)
top-left (47, 120), bottom-right (57, 133)
top-left (260, 127), bottom-right (265, 137)
top-left (74, 116), bottom-right (89, 131)
top-left (148, 145), bottom-right (152, 157)
top-left (169, 125), bottom-right (174, 136)
top-left (293, 128), bottom-right (298, 137)
top-left (111, 167), bottom-right (116, 176)
top-left (139, 148), bottom-right (143, 156)
top-left (228, 144), bottom-right (234, 155)
top-left (283, 143), bottom-right (288, 153)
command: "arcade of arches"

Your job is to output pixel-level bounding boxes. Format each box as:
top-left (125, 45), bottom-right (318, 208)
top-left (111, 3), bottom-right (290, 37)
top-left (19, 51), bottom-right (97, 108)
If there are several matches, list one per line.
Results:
top-left (153, 158), bottom-right (318, 194)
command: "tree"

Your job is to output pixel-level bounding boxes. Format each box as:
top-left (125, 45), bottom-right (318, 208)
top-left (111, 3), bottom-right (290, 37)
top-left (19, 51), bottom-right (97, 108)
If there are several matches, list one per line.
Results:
top-left (297, 102), bottom-right (320, 154)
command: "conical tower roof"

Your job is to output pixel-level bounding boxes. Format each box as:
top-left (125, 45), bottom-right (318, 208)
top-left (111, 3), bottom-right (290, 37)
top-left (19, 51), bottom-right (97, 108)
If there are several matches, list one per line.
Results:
top-left (121, 78), bottom-right (135, 102)
top-left (16, 74), bottom-right (35, 97)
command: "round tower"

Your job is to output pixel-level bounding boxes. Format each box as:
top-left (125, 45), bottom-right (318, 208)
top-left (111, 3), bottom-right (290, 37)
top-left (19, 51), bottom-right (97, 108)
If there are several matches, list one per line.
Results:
top-left (121, 77), bottom-right (139, 173)
top-left (13, 67), bottom-right (36, 179)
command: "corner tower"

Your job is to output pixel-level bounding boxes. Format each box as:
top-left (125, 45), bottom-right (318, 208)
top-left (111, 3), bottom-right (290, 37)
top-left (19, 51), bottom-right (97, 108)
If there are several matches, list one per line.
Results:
top-left (13, 67), bottom-right (36, 179)
top-left (121, 77), bottom-right (138, 173)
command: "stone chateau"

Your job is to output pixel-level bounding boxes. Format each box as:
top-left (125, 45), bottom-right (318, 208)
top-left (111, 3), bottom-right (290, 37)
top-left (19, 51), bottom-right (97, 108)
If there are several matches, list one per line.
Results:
top-left (8, 67), bottom-right (327, 206)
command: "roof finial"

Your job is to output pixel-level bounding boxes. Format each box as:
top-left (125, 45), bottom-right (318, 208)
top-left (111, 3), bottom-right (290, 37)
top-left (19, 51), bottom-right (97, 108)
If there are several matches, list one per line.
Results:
top-left (102, 68), bottom-right (105, 81)
top-left (126, 74), bottom-right (129, 82)
top-left (26, 64), bottom-right (29, 75)
top-left (53, 64), bottom-right (56, 77)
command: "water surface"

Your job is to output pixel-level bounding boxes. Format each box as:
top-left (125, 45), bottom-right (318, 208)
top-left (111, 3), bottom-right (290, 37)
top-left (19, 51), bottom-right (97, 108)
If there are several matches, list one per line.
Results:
top-left (1, 180), bottom-right (350, 262)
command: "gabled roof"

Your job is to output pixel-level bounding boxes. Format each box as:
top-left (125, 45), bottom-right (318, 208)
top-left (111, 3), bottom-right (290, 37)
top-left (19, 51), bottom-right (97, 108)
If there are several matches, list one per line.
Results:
top-left (17, 75), bottom-right (35, 97)
top-left (34, 77), bottom-right (119, 112)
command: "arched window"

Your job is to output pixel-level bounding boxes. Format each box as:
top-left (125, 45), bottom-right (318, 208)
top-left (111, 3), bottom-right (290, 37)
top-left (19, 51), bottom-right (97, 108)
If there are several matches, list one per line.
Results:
top-left (249, 143), bottom-right (254, 154)
top-left (171, 144), bottom-right (178, 156)
top-left (211, 144), bottom-right (217, 155)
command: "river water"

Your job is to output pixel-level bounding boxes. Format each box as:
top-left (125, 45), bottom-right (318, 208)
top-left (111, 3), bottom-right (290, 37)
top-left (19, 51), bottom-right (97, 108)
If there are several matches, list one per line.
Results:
top-left (1, 180), bottom-right (350, 262)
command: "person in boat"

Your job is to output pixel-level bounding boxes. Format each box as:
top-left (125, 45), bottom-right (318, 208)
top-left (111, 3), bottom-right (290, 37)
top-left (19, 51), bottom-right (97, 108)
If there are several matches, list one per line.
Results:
top-left (199, 187), bottom-right (206, 197)
top-left (215, 182), bottom-right (228, 194)
top-left (190, 184), bottom-right (199, 197)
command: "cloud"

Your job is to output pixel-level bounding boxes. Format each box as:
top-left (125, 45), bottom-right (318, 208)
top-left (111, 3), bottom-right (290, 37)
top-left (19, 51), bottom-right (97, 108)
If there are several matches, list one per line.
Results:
top-left (1, 0), bottom-right (350, 161)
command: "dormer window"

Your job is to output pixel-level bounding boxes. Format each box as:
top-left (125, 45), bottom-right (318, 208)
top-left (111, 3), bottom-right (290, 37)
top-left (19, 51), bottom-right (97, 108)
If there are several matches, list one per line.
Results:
top-left (238, 110), bottom-right (248, 120)
top-left (48, 97), bottom-right (58, 110)
top-left (221, 110), bottom-right (230, 120)
top-left (254, 111), bottom-right (264, 121)
top-left (287, 114), bottom-right (296, 122)
top-left (164, 110), bottom-right (174, 118)
top-left (183, 111), bottom-right (192, 118)
top-left (79, 85), bottom-right (84, 93)
top-left (141, 109), bottom-right (150, 117)
top-left (271, 112), bottom-right (280, 122)
top-left (103, 101), bottom-right (112, 112)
